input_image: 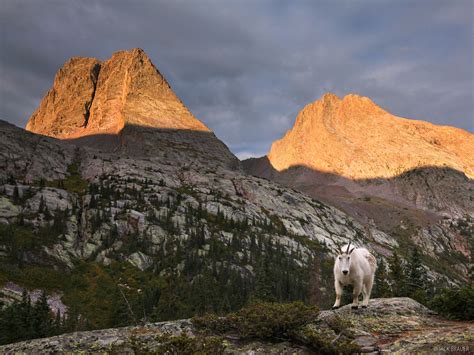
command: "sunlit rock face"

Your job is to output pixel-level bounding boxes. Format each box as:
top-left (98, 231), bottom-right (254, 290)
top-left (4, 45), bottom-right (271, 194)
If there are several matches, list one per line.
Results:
top-left (268, 93), bottom-right (474, 179)
top-left (26, 48), bottom-right (210, 138)
top-left (25, 48), bottom-right (237, 167)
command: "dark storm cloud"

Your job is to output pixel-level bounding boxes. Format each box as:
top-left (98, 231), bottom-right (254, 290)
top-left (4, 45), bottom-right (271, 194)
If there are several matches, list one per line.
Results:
top-left (1, 0), bottom-right (472, 158)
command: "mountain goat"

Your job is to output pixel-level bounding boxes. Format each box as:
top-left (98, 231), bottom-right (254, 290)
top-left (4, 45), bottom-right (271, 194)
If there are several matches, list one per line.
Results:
top-left (333, 242), bottom-right (377, 309)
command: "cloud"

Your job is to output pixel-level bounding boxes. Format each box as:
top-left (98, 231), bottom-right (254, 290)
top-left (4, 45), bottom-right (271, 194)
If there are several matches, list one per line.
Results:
top-left (0, 0), bottom-right (472, 158)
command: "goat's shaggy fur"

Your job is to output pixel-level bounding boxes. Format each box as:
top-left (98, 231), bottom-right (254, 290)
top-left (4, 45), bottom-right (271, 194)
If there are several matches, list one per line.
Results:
top-left (333, 243), bottom-right (377, 309)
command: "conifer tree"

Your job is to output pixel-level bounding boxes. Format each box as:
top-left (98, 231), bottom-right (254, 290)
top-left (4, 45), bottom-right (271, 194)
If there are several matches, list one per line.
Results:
top-left (54, 310), bottom-right (63, 335)
top-left (253, 259), bottom-right (276, 302)
top-left (38, 195), bottom-right (45, 213)
top-left (19, 289), bottom-right (33, 339)
top-left (388, 251), bottom-right (406, 296)
top-left (406, 248), bottom-right (427, 302)
top-left (12, 186), bottom-right (20, 204)
top-left (32, 291), bottom-right (52, 338)
top-left (373, 259), bottom-right (391, 298)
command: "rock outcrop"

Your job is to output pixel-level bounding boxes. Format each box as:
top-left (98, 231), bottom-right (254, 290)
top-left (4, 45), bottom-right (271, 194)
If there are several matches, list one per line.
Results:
top-left (0, 298), bottom-right (471, 353)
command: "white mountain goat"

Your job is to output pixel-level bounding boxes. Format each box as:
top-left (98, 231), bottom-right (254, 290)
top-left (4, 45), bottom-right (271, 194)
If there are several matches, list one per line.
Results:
top-left (332, 242), bottom-right (377, 309)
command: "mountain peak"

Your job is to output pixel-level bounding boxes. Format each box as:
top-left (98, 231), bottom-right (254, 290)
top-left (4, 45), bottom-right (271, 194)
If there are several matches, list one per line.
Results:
top-left (26, 48), bottom-right (210, 139)
top-left (320, 92), bottom-right (340, 102)
top-left (268, 93), bottom-right (474, 179)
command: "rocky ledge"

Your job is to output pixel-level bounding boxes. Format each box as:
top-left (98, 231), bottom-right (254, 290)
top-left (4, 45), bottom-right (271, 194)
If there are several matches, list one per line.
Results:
top-left (326, 297), bottom-right (473, 353)
top-left (0, 298), bottom-right (472, 353)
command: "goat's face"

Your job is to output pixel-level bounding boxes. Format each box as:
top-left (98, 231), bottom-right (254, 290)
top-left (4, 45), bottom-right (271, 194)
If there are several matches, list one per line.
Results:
top-left (337, 253), bottom-right (352, 275)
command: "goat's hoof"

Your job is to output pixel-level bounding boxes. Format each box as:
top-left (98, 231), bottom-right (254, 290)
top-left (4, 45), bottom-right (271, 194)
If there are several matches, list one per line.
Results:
top-left (332, 306), bottom-right (340, 310)
top-left (361, 305), bottom-right (367, 309)
top-left (351, 305), bottom-right (359, 310)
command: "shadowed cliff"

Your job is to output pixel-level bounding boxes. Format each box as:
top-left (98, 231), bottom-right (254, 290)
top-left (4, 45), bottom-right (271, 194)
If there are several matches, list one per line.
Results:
top-left (243, 156), bottom-right (473, 242)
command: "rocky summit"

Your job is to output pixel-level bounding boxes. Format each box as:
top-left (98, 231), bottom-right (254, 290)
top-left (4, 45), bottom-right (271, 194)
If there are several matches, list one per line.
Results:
top-left (266, 93), bottom-right (474, 180)
top-left (25, 48), bottom-right (236, 167)
top-left (26, 48), bottom-right (210, 137)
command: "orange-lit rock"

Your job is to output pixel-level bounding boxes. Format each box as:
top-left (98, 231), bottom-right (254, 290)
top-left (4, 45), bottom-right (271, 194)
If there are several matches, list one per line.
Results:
top-left (26, 48), bottom-right (210, 139)
top-left (268, 93), bottom-right (474, 179)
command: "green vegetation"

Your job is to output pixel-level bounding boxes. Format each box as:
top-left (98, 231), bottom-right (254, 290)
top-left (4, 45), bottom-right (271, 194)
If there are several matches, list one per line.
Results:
top-left (372, 258), bottom-right (391, 298)
top-left (2, 166), bottom-right (470, 351)
top-left (0, 172), bottom-right (325, 340)
top-left (371, 249), bottom-right (473, 321)
top-left (0, 261), bottom-right (163, 331)
top-left (429, 286), bottom-right (474, 321)
top-left (192, 301), bottom-right (359, 354)
top-left (154, 334), bottom-right (225, 354)
top-left (36, 163), bottom-right (88, 195)
top-left (0, 290), bottom-right (61, 345)
top-left (62, 163), bottom-right (88, 195)
top-left (227, 301), bottom-right (318, 338)
top-left (0, 220), bottom-right (64, 267)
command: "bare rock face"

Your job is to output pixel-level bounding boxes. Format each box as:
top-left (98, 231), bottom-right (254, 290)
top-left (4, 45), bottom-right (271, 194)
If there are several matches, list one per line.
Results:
top-left (27, 48), bottom-right (209, 138)
top-left (25, 49), bottom-right (237, 167)
top-left (26, 57), bottom-right (101, 137)
top-left (268, 93), bottom-right (474, 179)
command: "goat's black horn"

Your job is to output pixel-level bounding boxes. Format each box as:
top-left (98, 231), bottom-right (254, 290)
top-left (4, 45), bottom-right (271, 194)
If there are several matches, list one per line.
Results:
top-left (346, 241), bottom-right (351, 254)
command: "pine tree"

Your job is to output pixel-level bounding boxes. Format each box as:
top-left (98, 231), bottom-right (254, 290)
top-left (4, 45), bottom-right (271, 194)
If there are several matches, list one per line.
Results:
top-left (89, 194), bottom-right (97, 208)
top-left (12, 186), bottom-right (20, 204)
top-left (52, 208), bottom-right (66, 235)
top-left (252, 259), bottom-right (276, 302)
top-left (7, 174), bottom-right (16, 185)
top-left (373, 259), bottom-right (391, 298)
top-left (32, 291), bottom-right (52, 338)
top-left (54, 310), bottom-right (62, 335)
top-left (43, 205), bottom-right (52, 220)
top-left (38, 195), bottom-right (45, 213)
top-left (18, 289), bottom-right (33, 339)
top-left (388, 251), bottom-right (407, 296)
top-left (406, 248), bottom-right (427, 302)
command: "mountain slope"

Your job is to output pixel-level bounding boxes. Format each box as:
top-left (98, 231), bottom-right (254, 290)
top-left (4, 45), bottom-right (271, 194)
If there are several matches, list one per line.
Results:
top-left (1, 51), bottom-right (404, 324)
top-left (1, 119), bottom-right (400, 323)
top-left (0, 51), bottom-right (471, 343)
top-left (244, 93), bottom-right (473, 277)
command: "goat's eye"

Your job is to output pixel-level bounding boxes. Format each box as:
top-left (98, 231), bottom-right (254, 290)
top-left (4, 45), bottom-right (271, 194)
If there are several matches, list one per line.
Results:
top-left (338, 257), bottom-right (341, 260)
top-left (348, 257), bottom-right (350, 260)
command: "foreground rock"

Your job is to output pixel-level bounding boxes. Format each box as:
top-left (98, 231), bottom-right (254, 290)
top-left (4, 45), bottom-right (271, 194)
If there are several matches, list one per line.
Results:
top-left (325, 297), bottom-right (473, 353)
top-left (0, 298), bottom-right (471, 353)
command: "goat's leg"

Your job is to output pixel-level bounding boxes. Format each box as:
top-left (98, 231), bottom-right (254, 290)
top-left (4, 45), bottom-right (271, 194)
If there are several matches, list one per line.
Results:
top-left (332, 280), bottom-right (343, 309)
top-left (361, 283), bottom-right (368, 308)
top-left (363, 275), bottom-right (374, 308)
top-left (352, 280), bottom-right (362, 309)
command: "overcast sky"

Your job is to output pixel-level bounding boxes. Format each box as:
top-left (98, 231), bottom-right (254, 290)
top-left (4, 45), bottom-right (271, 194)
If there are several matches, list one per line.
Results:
top-left (1, 0), bottom-right (472, 158)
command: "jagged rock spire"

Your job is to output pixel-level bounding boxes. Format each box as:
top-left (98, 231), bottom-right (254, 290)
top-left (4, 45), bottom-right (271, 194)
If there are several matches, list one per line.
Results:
top-left (26, 48), bottom-right (210, 139)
